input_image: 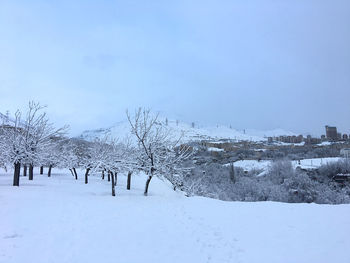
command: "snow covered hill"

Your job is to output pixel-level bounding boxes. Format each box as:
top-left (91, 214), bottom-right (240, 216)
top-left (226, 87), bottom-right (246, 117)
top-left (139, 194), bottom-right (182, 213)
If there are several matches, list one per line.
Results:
top-left (1, 169), bottom-right (350, 263)
top-left (79, 118), bottom-right (295, 143)
top-left (245, 128), bottom-right (298, 137)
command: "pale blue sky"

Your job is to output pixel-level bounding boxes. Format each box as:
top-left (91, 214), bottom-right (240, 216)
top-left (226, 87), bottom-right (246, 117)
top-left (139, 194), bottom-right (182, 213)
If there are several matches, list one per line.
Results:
top-left (0, 0), bottom-right (349, 135)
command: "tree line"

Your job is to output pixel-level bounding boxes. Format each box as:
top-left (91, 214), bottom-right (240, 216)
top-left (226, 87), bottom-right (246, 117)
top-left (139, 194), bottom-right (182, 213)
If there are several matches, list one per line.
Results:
top-left (0, 103), bottom-right (192, 196)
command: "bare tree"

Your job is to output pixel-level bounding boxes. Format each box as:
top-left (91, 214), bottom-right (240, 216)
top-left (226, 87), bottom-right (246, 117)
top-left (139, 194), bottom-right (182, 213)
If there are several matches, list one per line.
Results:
top-left (0, 102), bottom-right (67, 186)
top-left (22, 102), bottom-right (67, 181)
top-left (58, 138), bottom-right (80, 180)
top-left (86, 136), bottom-right (133, 196)
top-left (0, 111), bottom-right (26, 186)
top-left (127, 108), bottom-right (192, 196)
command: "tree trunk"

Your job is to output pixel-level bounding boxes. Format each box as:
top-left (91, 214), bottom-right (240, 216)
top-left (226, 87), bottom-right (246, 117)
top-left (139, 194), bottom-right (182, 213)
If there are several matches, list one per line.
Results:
top-left (13, 162), bottom-right (20, 186)
top-left (229, 163), bottom-right (235, 183)
top-left (110, 171), bottom-right (115, 196)
top-left (127, 171), bottom-right (132, 190)
top-left (69, 169), bottom-right (74, 177)
top-left (73, 168), bottom-right (78, 180)
top-left (114, 172), bottom-right (117, 186)
top-left (102, 170), bottom-right (105, 180)
top-left (29, 164), bottom-right (34, 180)
top-left (40, 166), bottom-right (44, 175)
top-left (48, 165), bottom-right (52, 177)
top-left (144, 157), bottom-right (154, 196)
top-left (85, 168), bottom-right (90, 184)
top-left (108, 171), bottom-right (110, 182)
top-left (23, 165), bottom-right (27, 177)
top-left (144, 176), bottom-right (152, 196)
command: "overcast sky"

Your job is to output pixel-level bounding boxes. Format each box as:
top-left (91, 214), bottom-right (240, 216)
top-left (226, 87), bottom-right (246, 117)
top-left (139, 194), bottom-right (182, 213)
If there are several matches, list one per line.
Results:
top-left (0, 0), bottom-right (349, 136)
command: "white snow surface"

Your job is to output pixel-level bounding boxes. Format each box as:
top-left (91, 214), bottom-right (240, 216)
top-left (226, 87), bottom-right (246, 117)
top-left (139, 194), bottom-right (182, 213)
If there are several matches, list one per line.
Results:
top-left (1, 169), bottom-right (350, 263)
top-left (227, 157), bottom-right (342, 173)
top-left (292, 157), bottom-right (342, 169)
top-left (232, 160), bottom-right (271, 172)
top-left (207, 147), bottom-right (224, 152)
top-left (79, 118), bottom-right (296, 143)
top-left (317, 141), bottom-right (333, 146)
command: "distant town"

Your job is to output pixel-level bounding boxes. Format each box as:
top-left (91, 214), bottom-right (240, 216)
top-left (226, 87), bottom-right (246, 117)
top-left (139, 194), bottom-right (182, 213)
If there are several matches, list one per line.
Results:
top-left (268, 125), bottom-right (350, 145)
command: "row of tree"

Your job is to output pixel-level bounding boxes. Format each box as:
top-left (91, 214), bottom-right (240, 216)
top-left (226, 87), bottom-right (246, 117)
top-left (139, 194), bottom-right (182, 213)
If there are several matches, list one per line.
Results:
top-left (0, 103), bottom-right (192, 196)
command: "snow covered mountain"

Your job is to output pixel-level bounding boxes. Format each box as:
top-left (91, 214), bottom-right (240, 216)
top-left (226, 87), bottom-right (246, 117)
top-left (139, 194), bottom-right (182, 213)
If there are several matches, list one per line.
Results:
top-left (79, 118), bottom-right (296, 143)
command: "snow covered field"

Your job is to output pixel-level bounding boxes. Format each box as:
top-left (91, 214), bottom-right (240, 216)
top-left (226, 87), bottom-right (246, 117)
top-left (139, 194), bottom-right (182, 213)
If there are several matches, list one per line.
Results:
top-left (1, 169), bottom-right (350, 263)
top-left (229, 157), bottom-right (342, 174)
top-left (292, 157), bottom-right (342, 169)
top-left (231, 160), bottom-right (271, 172)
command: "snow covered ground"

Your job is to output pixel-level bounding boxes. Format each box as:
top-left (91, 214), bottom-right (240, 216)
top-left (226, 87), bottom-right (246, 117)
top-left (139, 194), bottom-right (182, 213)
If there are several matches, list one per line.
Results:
top-left (292, 157), bottom-right (342, 169)
top-left (1, 169), bottom-right (350, 263)
top-left (231, 160), bottom-right (271, 173)
top-left (228, 157), bottom-right (342, 174)
top-left (207, 147), bottom-right (225, 152)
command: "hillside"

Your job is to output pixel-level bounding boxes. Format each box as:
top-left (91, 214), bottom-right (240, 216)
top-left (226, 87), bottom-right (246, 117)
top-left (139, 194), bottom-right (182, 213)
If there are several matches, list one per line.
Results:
top-left (79, 118), bottom-right (296, 142)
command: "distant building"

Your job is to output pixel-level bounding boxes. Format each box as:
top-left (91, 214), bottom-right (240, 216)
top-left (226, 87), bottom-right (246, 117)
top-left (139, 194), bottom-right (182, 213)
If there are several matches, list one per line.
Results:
top-left (311, 138), bottom-right (321, 144)
top-left (296, 135), bottom-right (304, 143)
top-left (325, 126), bottom-right (338, 140)
top-left (271, 134), bottom-right (302, 144)
top-left (304, 135), bottom-right (321, 145)
top-left (343, 134), bottom-right (348, 140)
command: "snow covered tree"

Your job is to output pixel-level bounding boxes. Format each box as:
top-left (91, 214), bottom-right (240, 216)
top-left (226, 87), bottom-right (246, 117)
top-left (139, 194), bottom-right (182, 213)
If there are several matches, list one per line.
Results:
top-left (42, 136), bottom-right (66, 177)
top-left (87, 137), bottom-right (115, 189)
top-left (229, 162), bottom-right (235, 183)
top-left (114, 138), bottom-right (137, 187)
top-left (56, 138), bottom-right (80, 179)
top-left (268, 159), bottom-right (294, 184)
top-left (21, 102), bottom-right (67, 181)
top-left (90, 137), bottom-right (135, 196)
top-left (0, 111), bottom-right (26, 186)
top-left (0, 102), bottom-right (67, 186)
top-left (127, 108), bottom-right (192, 196)
top-left (73, 139), bottom-right (93, 184)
